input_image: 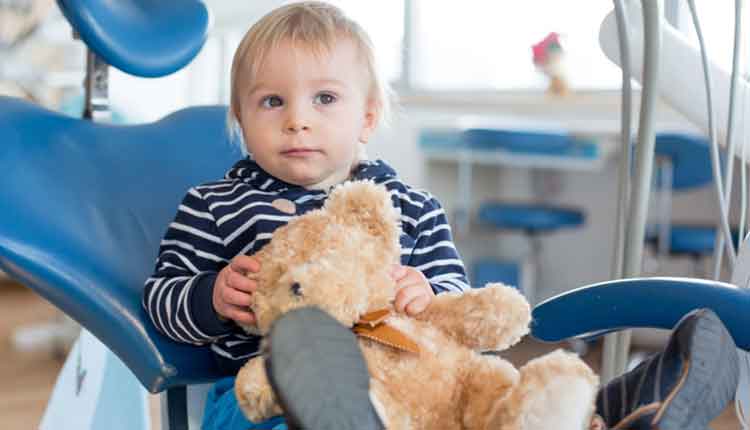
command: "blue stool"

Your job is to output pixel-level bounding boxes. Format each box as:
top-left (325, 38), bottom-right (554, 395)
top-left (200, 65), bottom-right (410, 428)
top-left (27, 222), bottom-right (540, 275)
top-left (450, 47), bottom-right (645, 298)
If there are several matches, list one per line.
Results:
top-left (477, 203), bottom-right (585, 303)
top-left (645, 133), bottom-right (737, 277)
top-left (466, 129), bottom-right (587, 303)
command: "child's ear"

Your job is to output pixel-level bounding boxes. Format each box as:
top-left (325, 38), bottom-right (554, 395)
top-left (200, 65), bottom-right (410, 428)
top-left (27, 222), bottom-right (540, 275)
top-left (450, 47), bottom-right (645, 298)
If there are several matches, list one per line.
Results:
top-left (358, 100), bottom-right (378, 143)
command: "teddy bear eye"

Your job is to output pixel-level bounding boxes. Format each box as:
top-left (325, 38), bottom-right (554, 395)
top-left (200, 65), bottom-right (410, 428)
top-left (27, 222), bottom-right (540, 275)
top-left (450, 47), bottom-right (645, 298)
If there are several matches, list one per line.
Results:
top-left (290, 282), bottom-right (303, 297)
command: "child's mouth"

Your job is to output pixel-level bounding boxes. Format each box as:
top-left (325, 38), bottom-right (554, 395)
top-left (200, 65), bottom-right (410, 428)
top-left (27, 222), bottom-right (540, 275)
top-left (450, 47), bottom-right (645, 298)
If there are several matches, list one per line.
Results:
top-left (281, 148), bottom-right (320, 157)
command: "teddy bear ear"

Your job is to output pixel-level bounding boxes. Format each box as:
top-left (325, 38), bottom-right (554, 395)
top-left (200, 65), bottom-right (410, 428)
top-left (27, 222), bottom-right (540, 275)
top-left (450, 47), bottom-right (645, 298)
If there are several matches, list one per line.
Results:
top-left (325, 181), bottom-right (400, 245)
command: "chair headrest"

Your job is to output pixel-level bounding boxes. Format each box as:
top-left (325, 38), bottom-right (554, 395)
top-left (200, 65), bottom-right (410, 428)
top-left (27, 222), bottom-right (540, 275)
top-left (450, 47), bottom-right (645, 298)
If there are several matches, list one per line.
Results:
top-left (57, 0), bottom-right (211, 77)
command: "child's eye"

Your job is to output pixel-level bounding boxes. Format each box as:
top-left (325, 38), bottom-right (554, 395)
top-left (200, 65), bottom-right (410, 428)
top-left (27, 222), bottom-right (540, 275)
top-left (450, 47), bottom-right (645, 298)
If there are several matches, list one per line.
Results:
top-left (261, 95), bottom-right (283, 108)
top-left (313, 92), bottom-right (337, 105)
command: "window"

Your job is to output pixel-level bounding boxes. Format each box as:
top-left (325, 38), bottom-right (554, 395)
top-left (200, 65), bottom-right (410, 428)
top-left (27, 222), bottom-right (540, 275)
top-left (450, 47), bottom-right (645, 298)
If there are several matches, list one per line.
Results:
top-left (327, 0), bottom-right (404, 84)
top-left (213, 1), bottom-right (625, 93)
top-left (407, 1), bottom-right (621, 91)
top-left (678, 0), bottom-right (748, 74)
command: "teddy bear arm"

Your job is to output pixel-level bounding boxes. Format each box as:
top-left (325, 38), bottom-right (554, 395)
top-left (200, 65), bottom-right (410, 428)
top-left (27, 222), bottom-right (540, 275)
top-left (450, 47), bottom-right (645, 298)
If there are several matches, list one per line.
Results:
top-left (235, 357), bottom-right (283, 423)
top-left (416, 284), bottom-right (531, 351)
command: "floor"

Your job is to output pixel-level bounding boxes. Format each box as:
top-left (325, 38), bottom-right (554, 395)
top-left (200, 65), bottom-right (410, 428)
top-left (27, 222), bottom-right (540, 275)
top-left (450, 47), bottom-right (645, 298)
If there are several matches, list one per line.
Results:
top-left (0, 279), bottom-right (741, 429)
top-left (1, 280), bottom-right (63, 428)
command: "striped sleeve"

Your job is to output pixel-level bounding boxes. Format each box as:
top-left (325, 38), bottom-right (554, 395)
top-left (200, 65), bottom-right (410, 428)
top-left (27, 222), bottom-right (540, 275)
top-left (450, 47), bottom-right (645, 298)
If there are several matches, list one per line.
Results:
top-left (407, 197), bottom-right (470, 293)
top-left (142, 187), bottom-right (233, 345)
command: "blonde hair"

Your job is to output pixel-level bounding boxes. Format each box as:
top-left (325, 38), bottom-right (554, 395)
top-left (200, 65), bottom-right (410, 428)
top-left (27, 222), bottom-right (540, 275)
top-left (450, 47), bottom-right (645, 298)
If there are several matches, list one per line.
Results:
top-left (227, 1), bottom-right (392, 152)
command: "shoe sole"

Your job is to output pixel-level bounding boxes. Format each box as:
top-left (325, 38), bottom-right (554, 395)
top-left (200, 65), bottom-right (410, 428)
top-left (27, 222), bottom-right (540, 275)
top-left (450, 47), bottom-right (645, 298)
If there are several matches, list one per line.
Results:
top-left (265, 307), bottom-right (384, 430)
top-left (654, 309), bottom-right (739, 430)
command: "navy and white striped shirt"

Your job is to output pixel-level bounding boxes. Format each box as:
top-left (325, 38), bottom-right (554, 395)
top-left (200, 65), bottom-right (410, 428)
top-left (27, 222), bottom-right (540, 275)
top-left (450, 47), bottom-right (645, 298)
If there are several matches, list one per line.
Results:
top-left (142, 158), bottom-right (468, 373)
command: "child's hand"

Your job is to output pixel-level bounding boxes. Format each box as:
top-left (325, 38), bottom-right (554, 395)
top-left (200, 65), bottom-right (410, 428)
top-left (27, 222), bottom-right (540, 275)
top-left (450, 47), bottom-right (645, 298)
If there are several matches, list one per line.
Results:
top-left (391, 265), bottom-right (435, 316)
top-left (213, 255), bottom-right (260, 326)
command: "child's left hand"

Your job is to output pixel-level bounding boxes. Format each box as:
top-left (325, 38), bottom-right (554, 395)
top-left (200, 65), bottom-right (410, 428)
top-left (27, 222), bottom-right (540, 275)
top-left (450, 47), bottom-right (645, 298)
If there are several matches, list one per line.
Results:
top-left (391, 265), bottom-right (435, 316)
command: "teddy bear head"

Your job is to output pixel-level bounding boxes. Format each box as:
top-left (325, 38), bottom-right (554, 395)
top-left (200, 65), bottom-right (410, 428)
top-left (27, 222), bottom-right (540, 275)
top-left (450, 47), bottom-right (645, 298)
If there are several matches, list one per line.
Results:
top-left (244, 181), bottom-right (402, 335)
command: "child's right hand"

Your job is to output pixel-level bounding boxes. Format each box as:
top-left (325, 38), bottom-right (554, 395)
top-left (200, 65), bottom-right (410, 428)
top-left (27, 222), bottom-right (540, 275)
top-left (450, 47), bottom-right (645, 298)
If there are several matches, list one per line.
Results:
top-left (213, 255), bottom-right (260, 326)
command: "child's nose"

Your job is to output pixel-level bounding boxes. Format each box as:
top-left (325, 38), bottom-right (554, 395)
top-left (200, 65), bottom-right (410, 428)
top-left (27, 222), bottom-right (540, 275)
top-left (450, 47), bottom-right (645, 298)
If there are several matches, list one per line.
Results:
top-left (283, 103), bottom-right (311, 133)
top-left (285, 122), bottom-right (309, 133)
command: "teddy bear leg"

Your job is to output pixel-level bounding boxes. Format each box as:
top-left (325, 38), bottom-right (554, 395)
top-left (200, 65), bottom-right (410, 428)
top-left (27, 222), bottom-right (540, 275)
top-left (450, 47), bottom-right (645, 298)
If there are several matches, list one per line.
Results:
top-left (416, 284), bottom-right (531, 351)
top-left (488, 349), bottom-right (598, 430)
top-left (460, 354), bottom-right (520, 430)
top-left (369, 378), bottom-right (414, 429)
top-left (234, 357), bottom-right (283, 423)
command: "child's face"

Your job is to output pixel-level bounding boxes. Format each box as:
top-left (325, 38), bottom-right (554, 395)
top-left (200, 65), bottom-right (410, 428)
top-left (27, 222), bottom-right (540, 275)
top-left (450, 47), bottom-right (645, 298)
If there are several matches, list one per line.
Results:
top-left (237, 38), bottom-right (377, 189)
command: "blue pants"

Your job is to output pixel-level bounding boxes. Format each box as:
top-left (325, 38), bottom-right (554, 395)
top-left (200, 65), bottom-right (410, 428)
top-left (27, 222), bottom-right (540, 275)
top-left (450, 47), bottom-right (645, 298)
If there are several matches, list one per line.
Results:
top-left (202, 377), bottom-right (286, 430)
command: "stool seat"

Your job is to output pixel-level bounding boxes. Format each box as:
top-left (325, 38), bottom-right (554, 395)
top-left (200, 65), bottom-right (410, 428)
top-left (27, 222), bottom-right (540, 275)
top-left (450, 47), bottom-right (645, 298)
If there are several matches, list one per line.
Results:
top-left (647, 224), bottom-right (738, 256)
top-left (57, 0), bottom-right (210, 77)
top-left (479, 203), bottom-right (585, 233)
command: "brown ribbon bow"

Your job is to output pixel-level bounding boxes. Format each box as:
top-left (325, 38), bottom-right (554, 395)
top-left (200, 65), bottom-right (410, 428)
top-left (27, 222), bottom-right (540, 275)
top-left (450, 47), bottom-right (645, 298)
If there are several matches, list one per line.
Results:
top-left (353, 309), bottom-right (420, 355)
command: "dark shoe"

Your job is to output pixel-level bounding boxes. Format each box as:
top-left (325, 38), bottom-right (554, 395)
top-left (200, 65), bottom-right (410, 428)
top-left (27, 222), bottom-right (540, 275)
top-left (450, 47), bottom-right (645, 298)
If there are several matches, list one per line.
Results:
top-left (597, 308), bottom-right (739, 430)
top-left (265, 307), bottom-right (384, 430)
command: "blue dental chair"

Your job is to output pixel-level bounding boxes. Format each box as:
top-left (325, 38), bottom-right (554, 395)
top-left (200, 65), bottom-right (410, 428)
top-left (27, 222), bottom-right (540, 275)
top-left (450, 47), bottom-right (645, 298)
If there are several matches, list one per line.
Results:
top-left (0, 1), bottom-right (237, 428)
top-left (645, 133), bottom-right (739, 276)
top-left (2, 2), bottom-right (750, 430)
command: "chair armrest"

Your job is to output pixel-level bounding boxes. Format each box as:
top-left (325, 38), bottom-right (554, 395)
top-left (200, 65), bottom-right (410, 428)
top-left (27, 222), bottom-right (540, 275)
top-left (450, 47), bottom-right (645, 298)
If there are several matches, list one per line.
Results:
top-left (531, 277), bottom-right (750, 351)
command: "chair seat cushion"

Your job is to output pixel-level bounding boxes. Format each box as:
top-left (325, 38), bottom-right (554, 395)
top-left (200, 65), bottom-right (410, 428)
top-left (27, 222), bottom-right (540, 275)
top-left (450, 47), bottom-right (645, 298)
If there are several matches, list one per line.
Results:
top-left (646, 224), bottom-right (738, 256)
top-left (479, 203), bottom-right (585, 232)
top-left (57, 0), bottom-right (209, 77)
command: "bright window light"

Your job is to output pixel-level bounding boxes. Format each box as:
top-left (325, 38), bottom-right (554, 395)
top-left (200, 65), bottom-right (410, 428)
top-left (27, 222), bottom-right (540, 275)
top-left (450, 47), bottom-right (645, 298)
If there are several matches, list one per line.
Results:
top-left (327, 0), bottom-right (404, 84)
top-left (410, 0), bottom-right (621, 91)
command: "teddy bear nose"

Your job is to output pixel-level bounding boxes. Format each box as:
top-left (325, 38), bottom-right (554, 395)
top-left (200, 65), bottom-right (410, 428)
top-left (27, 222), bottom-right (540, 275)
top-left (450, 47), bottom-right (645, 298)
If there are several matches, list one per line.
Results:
top-left (290, 282), bottom-right (303, 297)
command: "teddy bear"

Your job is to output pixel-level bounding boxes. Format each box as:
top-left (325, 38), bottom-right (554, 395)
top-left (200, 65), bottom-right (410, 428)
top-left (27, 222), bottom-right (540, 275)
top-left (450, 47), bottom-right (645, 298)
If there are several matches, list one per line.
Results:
top-left (234, 180), bottom-right (599, 429)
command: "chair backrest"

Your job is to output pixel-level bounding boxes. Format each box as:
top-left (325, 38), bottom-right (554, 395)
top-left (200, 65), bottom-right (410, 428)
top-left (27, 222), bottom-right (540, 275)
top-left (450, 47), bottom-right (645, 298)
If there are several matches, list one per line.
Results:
top-left (654, 133), bottom-right (714, 191)
top-left (57, 0), bottom-right (210, 77)
top-left (0, 96), bottom-right (240, 392)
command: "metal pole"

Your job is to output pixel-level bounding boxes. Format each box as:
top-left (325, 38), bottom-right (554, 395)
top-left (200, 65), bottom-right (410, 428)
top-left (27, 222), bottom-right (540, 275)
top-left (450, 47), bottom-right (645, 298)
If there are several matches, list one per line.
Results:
top-left (602, 0), bottom-right (635, 384)
top-left (613, 0), bottom-right (663, 377)
top-left (83, 48), bottom-right (111, 122)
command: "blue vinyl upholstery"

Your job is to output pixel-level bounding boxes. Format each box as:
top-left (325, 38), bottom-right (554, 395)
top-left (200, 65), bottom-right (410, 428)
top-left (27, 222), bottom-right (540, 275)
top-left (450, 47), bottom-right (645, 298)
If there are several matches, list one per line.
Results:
top-left (478, 203), bottom-right (584, 233)
top-left (649, 133), bottom-right (736, 257)
top-left (56, 0), bottom-right (210, 77)
top-left (0, 96), bottom-right (240, 392)
top-left (462, 128), bottom-right (598, 159)
top-left (419, 129), bottom-right (598, 159)
top-left (653, 133), bottom-right (714, 190)
top-left (646, 225), bottom-right (739, 256)
top-left (531, 277), bottom-right (750, 351)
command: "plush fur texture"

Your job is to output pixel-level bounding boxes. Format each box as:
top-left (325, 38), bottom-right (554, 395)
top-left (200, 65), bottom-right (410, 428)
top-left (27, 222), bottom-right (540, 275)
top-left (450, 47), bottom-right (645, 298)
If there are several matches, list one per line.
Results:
top-left (235, 180), bottom-right (599, 429)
